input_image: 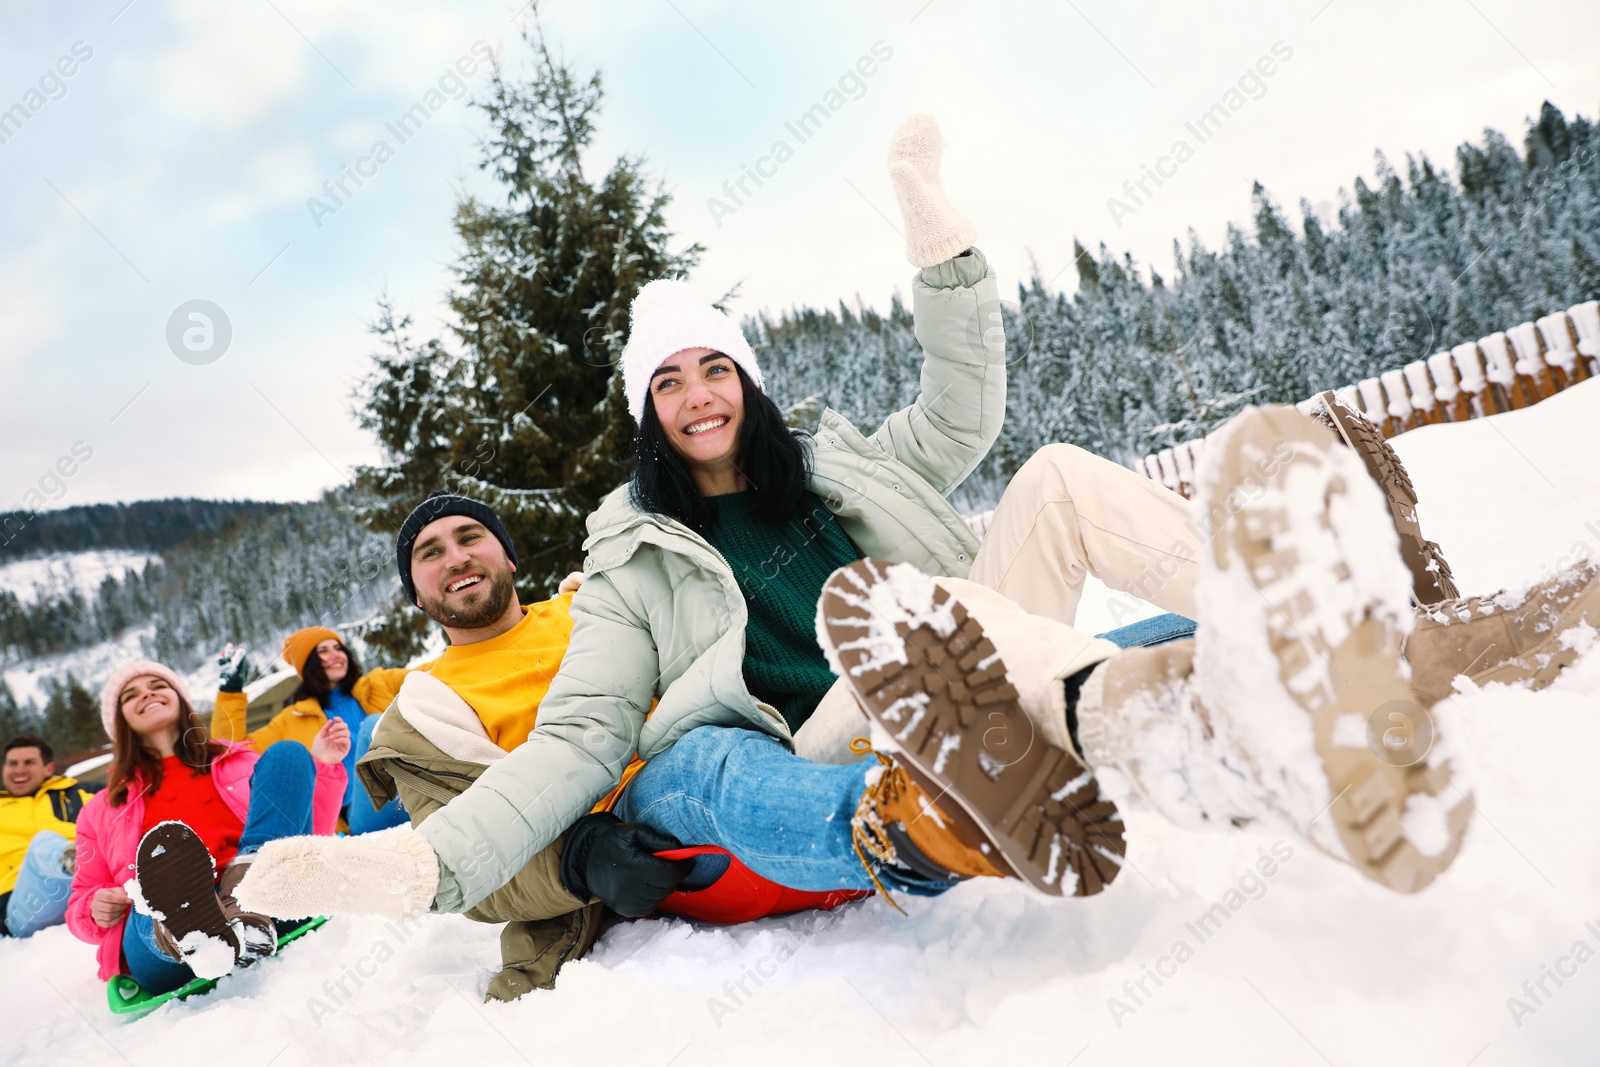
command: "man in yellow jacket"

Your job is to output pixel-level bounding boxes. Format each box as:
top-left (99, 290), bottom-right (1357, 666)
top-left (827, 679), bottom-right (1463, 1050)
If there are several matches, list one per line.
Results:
top-left (1, 734), bottom-right (97, 937)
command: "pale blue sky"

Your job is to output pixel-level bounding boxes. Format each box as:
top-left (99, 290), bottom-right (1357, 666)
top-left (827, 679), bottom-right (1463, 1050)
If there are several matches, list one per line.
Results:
top-left (1, 0), bottom-right (1594, 507)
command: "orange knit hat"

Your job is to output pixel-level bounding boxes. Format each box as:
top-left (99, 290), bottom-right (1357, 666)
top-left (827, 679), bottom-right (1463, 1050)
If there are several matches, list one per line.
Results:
top-left (282, 626), bottom-right (343, 676)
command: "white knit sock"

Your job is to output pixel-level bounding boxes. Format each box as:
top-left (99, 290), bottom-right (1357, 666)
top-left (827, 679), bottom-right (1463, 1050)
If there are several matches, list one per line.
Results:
top-left (232, 827), bottom-right (439, 921)
top-left (887, 114), bottom-right (977, 268)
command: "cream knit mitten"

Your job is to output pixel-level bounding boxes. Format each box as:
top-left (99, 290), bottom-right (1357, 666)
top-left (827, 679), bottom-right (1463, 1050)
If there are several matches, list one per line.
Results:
top-left (232, 826), bottom-right (439, 921)
top-left (887, 114), bottom-right (977, 268)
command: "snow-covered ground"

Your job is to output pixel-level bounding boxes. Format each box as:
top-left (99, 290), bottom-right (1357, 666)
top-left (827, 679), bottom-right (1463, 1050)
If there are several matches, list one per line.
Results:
top-left (0, 550), bottom-right (155, 605)
top-left (4, 383), bottom-right (1598, 1067)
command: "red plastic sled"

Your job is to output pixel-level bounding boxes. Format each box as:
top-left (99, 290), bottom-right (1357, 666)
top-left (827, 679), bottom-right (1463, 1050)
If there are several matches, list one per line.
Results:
top-left (654, 845), bottom-right (870, 924)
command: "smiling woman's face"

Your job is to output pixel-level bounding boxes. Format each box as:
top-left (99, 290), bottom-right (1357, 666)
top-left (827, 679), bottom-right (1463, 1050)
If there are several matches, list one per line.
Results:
top-left (118, 675), bottom-right (181, 739)
top-left (648, 347), bottom-right (745, 475)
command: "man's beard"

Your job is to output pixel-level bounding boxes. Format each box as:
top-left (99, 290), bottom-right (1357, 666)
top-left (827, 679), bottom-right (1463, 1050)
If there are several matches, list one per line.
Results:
top-left (418, 566), bottom-right (515, 630)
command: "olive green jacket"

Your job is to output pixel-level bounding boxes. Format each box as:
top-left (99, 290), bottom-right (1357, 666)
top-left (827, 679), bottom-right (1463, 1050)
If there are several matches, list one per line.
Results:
top-left (419, 249), bottom-right (1007, 912)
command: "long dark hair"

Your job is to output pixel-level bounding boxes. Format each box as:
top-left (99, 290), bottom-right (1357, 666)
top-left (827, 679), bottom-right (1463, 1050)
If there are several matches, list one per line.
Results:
top-left (630, 363), bottom-right (811, 532)
top-left (291, 642), bottom-right (363, 709)
top-left (108, 689), bottom-right (226, 808)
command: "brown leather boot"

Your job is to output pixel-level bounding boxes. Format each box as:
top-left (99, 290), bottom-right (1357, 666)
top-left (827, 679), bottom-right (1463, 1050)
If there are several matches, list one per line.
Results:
top-left (850, 743), bottom-right (1006, 894)
top-left (1406, 558), bottom-right (1600, 707)
top-left (1314, 390), bottom-right (1459, 605)
top-left (217, 855), bottom-right (278, 967)
top-left (819, 559), bottom-right (1126, 900)
top-left (135, 822), bottom-right (241, 979)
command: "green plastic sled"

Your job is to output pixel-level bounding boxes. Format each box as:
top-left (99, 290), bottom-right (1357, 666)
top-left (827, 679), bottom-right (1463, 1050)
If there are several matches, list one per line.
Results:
top-left (106, 916), bottom-right (329, 1017)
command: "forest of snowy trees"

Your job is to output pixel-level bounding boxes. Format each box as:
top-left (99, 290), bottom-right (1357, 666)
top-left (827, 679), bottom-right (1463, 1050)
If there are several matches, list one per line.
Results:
top-left (754, 102), bottom-right (1599, 495)
top-left (0, 495), bottom-right (393, 670)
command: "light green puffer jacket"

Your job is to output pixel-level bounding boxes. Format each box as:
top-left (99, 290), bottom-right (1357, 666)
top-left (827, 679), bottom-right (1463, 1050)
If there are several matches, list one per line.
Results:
top-left (420, 249), bottom-right (1007, 912)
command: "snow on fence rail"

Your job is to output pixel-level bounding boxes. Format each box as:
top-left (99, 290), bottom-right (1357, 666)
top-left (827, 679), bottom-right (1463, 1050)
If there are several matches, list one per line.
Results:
top-left (1133, 300), bottom-right (1600, 499)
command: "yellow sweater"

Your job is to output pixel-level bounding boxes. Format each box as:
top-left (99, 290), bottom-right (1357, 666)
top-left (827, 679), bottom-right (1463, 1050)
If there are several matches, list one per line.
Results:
top-left (412, 597), bottom-right (577, 751)
top-left (212, 597), bottom-right (579, 755)
top-left (211, 669), bottom-right (410, 751)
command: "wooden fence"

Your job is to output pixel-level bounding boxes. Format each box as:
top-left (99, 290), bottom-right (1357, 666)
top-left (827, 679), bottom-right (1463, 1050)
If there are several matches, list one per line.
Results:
top-left (1134, 300), bottom-right (1600, 498)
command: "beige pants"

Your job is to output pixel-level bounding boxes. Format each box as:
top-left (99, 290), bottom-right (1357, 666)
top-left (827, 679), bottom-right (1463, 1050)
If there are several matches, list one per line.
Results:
top-left (796, 443), bottom-right (1198, 762)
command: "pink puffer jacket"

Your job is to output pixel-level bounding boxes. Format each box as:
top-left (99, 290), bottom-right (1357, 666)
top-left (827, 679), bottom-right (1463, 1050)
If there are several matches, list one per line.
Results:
top-left (65, 742), bottom-right (345, 980)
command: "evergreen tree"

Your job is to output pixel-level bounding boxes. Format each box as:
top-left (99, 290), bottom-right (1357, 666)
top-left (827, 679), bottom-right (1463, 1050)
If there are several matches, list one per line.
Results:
top-left (355, 22), bottom-right (701, 597)
top-left (38, 673), bottom-right (102, 761)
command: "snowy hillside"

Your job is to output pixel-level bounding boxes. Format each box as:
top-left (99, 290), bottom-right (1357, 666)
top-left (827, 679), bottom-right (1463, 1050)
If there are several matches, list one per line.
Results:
top-left (0, 550), bottom-right (155, 605)
top-left (4, 382), bottom-right (1598, 1067)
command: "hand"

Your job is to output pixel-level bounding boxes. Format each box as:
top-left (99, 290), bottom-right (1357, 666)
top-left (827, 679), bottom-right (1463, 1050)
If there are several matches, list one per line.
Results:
top-left (92, 886), bottom-right (131, 928)
top-left (310, 717), bottom-right (351, 765)
top-left (887, 113), bottom-right (976, 268)
top-left (217, 644), bottom-right (250, 693)
top-left (557, 571), bottom-right (585, 595)
top-left (559, 813), bottom-right (695, 918)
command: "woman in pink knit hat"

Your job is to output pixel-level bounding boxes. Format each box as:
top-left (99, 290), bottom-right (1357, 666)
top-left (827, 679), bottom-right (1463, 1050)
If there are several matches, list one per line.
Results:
top-left (64, 660), bottom-right (347, 996)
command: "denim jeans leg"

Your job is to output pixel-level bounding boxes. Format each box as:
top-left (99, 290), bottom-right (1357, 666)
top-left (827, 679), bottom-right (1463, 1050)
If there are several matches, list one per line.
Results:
top-left (345, 714), bottom-right (408, 835)
top-left (5, 830), bottom-right (74, 937)
top-left (1096, 612), bottom-right (1197, 649)
top-left (122, 908), bottom-right (197, 994)
top-left (236, 742), bottom-right (317, 856)
top-left (613, 725), bottom-right (955, 898)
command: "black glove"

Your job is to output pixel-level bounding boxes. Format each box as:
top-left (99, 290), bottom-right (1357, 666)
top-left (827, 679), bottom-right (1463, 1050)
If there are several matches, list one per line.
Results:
top-left (559, 812), bottom-right (695, 918)
top-left (216, 645), bottom-right (250, 694)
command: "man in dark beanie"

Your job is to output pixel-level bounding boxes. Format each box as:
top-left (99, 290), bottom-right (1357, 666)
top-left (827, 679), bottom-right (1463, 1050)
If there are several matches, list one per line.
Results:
top-left (395, 491), bottom-right (519, 608)
top-left (301, 490), bottom-right (692, 1001)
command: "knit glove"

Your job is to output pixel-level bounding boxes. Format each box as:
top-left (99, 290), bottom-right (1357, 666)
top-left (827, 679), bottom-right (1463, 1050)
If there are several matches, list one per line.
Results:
top-left (216, 644), bottom-right (250, 693)
top-left (559, 812), bottom-right (695, 918)
top-left (887, 113), bottom-right (977, 268)
top-left (232, 827), bottom-right (439, 920)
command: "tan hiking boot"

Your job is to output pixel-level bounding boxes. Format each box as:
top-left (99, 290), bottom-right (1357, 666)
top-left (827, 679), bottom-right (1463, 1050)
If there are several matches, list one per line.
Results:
top-left (1405, 558), bottom-right (1600, 707)
top-left (851, 741), bottom-right (1006, 893)
top-left (218, 856), bottom-right (278, 967)
top-left (1074, 640), bottom-right (1270, 833)
top-left (1188, 405), bottom-right (1472, 893)
top-left (1313, 390), bottom-right (1459, 605)
top-left (818, 559), bottom-right (1126, 898)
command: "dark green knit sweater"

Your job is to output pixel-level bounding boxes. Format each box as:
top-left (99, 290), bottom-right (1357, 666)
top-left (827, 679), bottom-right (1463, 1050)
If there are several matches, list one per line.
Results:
top-left (704, 490), bottom-right (863, 733)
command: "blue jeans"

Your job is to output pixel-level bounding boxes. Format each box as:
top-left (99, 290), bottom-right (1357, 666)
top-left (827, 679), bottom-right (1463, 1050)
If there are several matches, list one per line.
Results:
top-left (345, 713), bottom-right (407, 835)
top-left (122, 907), bottom-right (195, 993)
top-left (122, 742), bottom-right (318, 993)
top-left (1097, 612), bottom-right (1196, 649)
top-left (4, 830), bottom-right (73, 937)
top-left (614, 725), bottom-right (955, 899)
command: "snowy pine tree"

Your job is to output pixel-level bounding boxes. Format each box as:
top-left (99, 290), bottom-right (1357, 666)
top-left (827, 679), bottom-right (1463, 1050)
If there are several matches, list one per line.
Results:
top-left (355, 24), bottom-right (701, 601)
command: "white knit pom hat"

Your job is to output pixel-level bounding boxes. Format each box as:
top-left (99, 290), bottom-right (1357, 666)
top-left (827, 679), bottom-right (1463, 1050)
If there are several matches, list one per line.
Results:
top-left (620, 279), bottom-right (763, 424)
top-left (100, 660), bottom-right (193, 740)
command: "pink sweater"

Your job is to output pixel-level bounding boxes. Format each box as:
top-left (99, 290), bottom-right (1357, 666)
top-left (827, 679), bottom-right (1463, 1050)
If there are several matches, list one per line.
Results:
top-left (65, 741), bottom-right (345, 980)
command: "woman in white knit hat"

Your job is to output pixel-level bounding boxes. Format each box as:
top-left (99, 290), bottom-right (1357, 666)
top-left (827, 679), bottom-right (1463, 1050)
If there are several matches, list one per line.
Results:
top-left (238, 114), bottom-right (1138, 923)
top-left (235, 114), bottom-right (1514, 930)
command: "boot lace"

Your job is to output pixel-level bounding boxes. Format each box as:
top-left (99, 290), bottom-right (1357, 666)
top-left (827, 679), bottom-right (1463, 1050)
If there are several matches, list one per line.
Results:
top-left (849, 738), bottom-right (909, 916)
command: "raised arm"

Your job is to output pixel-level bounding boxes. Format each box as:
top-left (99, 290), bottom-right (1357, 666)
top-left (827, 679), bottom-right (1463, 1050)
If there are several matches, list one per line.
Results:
top-left (867, 249), bottom-right (1006, 495)
top-left (865, 114), bottom-right (1005, 495)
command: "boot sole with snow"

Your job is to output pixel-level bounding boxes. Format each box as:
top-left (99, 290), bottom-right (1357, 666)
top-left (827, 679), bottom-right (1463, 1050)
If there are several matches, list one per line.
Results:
top-left (135, 821), bottom-right (240, 977)
top-left (1316, 391), bottom-right (1459, 605)
top-left (1201, 406), bottom-right (1473, 894)
top-left (819, 559), bottom-right (1126, 897)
